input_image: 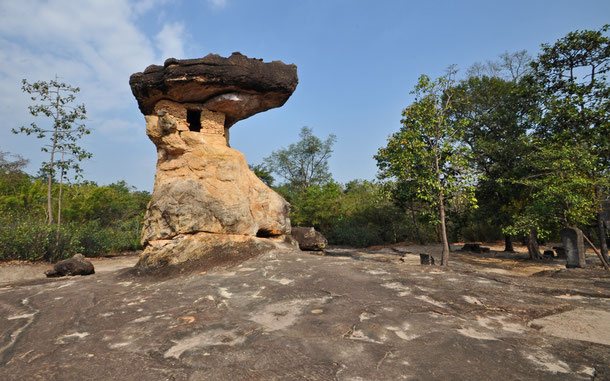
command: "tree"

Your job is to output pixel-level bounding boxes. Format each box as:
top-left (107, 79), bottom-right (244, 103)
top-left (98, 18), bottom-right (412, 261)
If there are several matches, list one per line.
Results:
top-left (375, 69), bottom-right (476, 265)
top-left (452, 68), bottom-right (534, 252)
top-left (530, 24), bottom-right (610, 259)
top-left (505, 140), bottom-right (600, 237)
top-left (466, 50), bottom-right (531, 82)
top-left (264, 126), bottom-right (336, 192)
top-left (289, 181), bottom-right (342, 232)
top-left (0, 151), bottom-right (41, 212)
top-left (13, 78), bottom-right (91, 228)
top-left (249, 163), bottom-right (275, 187)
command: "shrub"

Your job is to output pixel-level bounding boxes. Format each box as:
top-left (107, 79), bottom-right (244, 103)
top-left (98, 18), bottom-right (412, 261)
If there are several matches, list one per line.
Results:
top-left (0, 213), bottom-right (144, 262)
top-left (0, 212), bottom-right (75, 262)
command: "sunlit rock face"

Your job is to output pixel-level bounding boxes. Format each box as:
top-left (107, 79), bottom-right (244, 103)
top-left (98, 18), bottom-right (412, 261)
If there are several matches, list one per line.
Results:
top-left (129, 53), bottom-right (298, 268)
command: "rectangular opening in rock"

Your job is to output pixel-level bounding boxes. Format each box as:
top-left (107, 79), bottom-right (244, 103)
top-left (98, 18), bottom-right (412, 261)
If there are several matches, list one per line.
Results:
top-left (187, 110), bottom-right (201, 132)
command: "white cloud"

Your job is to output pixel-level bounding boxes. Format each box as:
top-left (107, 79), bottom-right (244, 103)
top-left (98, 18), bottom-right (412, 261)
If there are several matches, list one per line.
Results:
top-left (0, 0), bottom-right (188, 188)
top-left (0, 0), bottom-right (188, 127)
top-left (155, 22), bottom-right (186, 60)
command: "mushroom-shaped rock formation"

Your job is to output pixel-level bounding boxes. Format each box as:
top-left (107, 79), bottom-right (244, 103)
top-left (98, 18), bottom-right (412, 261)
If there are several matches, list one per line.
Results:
top-left (130, 53), bottom-right (298, 269)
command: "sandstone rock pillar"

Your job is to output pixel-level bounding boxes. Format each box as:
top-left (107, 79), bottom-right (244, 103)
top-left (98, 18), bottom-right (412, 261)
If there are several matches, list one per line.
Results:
top-left (129, 53), bottom-right (298, 268)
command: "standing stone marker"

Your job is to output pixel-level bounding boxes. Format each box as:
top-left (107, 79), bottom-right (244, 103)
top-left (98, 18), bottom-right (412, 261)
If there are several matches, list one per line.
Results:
top-left (129, 53), bottom-right (298, 268)
top-left (562, 227), bottom-right (585, 268)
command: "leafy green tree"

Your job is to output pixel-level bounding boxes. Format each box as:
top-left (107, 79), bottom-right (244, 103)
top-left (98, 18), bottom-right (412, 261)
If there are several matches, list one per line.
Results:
top-left (0, 152), bottom-right (41, 212)
top-left (12, 78), bottom-right (91, 228)
top-left (264, 126), bottom-right (336, 192)
top-left (0, 152), bottom-right (29, 200)
top-left (330, 180), bottom-right (423, 247)
top-left (289, 181), bottom-right (343, 232)
top-left (506, 140), bottom-right (600, 237)
top-left (375, 69), bottom-right (476, 265)
top-left (452, 70), bottom-right (534, 251)
top-left (528, 24), bottom-right (610, 258)
top-left (378, 180), bottom-right (430, 245)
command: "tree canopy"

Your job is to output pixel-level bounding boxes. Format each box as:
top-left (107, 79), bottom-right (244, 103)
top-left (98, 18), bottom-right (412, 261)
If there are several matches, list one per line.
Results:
top-left (375, 69), bottom-right (476, 265)
top-left (263, 126), bottom-right (336, 192)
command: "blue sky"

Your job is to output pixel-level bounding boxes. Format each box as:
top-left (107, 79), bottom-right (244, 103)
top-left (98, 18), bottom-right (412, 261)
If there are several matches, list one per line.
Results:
top-left (0, 0), bottom-right (608, 191)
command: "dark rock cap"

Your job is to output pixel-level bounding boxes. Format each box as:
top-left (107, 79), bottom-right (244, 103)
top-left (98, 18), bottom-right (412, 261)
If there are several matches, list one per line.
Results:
top-left (129, 52), bottom-right (298, 127)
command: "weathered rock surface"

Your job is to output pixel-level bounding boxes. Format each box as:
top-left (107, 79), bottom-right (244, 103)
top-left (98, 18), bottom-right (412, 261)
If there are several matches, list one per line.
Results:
top-left (2, 245), bottom-right (609, 380)
top-left (130, 53), bottom-right (298, 268)
top-left (291, 226), bottom-right (327, 251)
top-left (137, 233), bottom-right (279, 269)
top-left (44, 254), bottom-right (94, 277)
top-left (129, 52), bottom-right (298, 127)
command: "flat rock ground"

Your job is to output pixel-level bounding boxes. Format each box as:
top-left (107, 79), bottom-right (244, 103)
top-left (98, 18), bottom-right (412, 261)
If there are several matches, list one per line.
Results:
top-left (1, 243), bottom-right (609, 380)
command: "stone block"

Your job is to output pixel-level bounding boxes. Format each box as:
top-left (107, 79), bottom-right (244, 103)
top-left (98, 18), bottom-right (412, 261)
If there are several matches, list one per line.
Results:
top-left (420, 253), bottom-right (435, 265)
top-left (561, 227), bottom-right (585, 268)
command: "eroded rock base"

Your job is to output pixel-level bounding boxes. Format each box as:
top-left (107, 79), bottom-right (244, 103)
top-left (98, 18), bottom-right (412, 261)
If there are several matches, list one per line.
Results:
top-left (137, 232), bottom-right (291, 269)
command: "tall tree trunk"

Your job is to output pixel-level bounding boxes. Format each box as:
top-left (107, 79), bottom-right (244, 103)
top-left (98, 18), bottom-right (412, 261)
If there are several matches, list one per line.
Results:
top-left (56, 155), bottom-right (65, 244)
top-left (434, 153), bottom-right (450, 266)
top-left (410, 204), bottom-right (424, 245)
top-left (47, 84), bottom-right (61, 225)
top-left (439, 193), bottom-right (450, 266)
top-left (599, 212), bottom-right (608, 263)
top-left (527, 228), bottom-right (541, 260)
top-left (504, 234), bottom-right (514, 252)
top-left (47, 143), bottom-right (56, 225)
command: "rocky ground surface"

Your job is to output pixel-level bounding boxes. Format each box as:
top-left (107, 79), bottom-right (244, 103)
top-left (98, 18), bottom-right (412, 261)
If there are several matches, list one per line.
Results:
top-left (1, 244), bottom-right (609, 380)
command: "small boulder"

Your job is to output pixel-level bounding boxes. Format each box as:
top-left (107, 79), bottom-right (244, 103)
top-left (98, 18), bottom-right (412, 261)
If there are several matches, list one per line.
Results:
top-left (291, 227), bottom-right (327, 251)
top-left (45, 254), bottom-right (95, 278)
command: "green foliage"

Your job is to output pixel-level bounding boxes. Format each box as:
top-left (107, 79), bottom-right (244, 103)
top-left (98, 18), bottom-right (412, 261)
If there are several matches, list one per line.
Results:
top-left (276, 179), bottom-right (431, 248)
top-left (264, 126), bottom-right (337, 191)
top-left (0, 211), bottom-right (67, 262)
top-left (328, 180), bottom-right (427, 247)
top-left (504, 140), bottom-right (603, 239)
top-left (0, 152), bottom-right (150, 262)
top-left (451, 71), bottom-right (534, 238)
top-left (61, 180), bottom-right (150, 227)
top-left (531, 24), bottom-right (610, 151)
top-left (503, 25), bottom-right (610, 239)
top-left (0, 214), bottom-right (144, 262)
top-left (375, 71), bottom-right (476, 214)
top-left (288, 181), bottom-right (343, 232)
top-left (249, 163), bottom-right (275, 186)
top-left (375, 70), bottom-right (477, 264)
top-left (13, 77), bottom-right (91, 225)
